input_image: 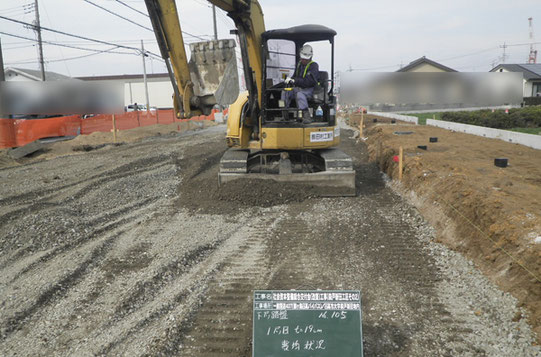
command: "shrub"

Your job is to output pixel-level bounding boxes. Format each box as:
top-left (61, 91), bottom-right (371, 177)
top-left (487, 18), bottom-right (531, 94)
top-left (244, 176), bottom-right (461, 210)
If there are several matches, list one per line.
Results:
top-left (441, 107), bottom-right (541, 129)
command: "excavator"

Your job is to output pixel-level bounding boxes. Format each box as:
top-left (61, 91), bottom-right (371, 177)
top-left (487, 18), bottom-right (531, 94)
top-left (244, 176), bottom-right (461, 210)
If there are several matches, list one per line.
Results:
top-left (144, 0), bottom-right (355, 195)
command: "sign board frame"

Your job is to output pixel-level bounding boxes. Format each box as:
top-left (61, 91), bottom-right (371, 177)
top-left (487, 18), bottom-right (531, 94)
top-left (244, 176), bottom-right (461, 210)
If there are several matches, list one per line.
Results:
top-left (253, 290), bottom-right (363, 357)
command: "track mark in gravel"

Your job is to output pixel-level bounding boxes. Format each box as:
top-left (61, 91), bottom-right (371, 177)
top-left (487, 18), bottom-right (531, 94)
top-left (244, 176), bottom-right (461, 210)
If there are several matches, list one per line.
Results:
top-left (0, 155), bottom-right (172, 227)
top-left (110, 242), bottom-right (221, 321)
top-left (187, 151), bottom-right (224, 180)
top-left (0, 153), bottom-right (170, 204)
top-left (0, 231), bottom-right (122, 340)
top-left (367, 208), bottom-right (484, 355)
top-left (161, 222), bottom-right (272, 357)
top-left (266, 217), bottom-right (334, 291)
top-left (96, 241), bottom-right (223, 357)
top-left (2, 197), bottom-right (156, 277)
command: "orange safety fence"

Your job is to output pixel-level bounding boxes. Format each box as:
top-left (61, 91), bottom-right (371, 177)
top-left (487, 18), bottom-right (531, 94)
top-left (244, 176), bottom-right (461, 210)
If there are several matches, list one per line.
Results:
top-left (0, 108), bottom-right (227, 149)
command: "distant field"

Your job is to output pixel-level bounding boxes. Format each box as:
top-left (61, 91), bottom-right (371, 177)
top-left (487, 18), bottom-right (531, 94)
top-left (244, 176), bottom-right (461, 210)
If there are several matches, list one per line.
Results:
top-left (406, 112), bottom-right (442, 125)
top-left (407, 110), bottom-right (541, 135)
top-left (509, 127), bottom-right (541, 135)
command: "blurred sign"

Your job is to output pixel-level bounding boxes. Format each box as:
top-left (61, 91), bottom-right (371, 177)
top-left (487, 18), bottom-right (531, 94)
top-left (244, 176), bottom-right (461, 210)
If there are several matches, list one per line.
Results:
top-left (340, 72), bottom-right (523, 111)
top-left (0, 80), bottom-right (124, 115)
top-left (253, 290), bottom-right (363, 357)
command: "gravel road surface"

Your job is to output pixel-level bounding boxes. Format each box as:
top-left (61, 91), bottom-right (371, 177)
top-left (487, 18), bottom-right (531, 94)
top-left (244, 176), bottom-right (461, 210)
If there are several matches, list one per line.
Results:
top-left (0, 126), bottom-right (539, 356)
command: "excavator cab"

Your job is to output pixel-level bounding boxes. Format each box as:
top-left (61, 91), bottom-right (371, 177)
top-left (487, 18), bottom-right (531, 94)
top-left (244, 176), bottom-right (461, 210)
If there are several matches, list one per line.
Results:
top-left (261, 25), bottom-right (336, 126)
top-left (220, 25), bottom-right (355, 196)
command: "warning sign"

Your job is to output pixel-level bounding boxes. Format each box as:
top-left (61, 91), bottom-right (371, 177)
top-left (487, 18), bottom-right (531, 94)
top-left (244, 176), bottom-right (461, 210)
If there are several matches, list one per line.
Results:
top-left (253, 290), bottom-right (363, 357)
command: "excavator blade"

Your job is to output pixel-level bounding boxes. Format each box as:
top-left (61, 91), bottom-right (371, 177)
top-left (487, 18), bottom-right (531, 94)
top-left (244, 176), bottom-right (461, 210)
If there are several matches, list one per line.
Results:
top-left (218, 148), bottom-right (356, 197)
top-left (188, 39), bottom-right (239, 109)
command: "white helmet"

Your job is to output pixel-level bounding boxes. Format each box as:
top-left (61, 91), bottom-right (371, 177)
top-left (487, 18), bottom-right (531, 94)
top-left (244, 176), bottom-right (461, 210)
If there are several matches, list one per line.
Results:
top-left (300, 44), bottom-right (313, 60)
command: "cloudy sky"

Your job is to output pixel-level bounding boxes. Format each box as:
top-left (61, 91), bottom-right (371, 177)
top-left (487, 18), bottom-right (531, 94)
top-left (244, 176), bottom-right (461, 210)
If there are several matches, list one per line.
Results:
top-left (1, 0), bottom-right (540, 77)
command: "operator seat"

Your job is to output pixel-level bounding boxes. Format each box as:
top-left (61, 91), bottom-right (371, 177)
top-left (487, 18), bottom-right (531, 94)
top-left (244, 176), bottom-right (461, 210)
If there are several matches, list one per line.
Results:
top-left (311, 71), bottom-right (329, 104)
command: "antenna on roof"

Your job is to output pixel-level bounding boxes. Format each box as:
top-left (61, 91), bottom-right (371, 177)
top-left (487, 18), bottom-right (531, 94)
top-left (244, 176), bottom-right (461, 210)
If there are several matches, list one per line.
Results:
top-left (528, 17), bottom-right (537, 64)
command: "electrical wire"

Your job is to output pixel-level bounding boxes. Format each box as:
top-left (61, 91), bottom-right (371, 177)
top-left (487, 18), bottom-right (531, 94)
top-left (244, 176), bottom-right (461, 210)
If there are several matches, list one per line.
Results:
top-left (6, 46), bottom-right (125, 65)
top-left (82, 0), bottom-right (153, 32)
top-left (83, 1), bottom-right (210, 41)
top-left (0, 15), bottom-right (148, 55)
top-left (114, 0), bottom-right (149, 18)
top-left (0, 30), bottom-right (133, 54)
top-left (0, 3), bottom-right (34, 14)
top-left (436, 47), bottom-right (499, 62)
top-left (3, 43), bottom-right (36, 51)
top-left (42, 0), bottom-right (71, 76)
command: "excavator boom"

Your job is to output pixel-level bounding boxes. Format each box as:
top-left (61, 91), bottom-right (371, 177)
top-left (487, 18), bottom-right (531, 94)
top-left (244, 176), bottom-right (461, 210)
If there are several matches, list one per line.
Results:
top-left (144, 0), bottom-right (239, 118)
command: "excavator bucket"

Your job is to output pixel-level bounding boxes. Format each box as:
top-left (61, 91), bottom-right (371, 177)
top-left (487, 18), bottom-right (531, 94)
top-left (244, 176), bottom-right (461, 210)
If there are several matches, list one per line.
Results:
top-left (188, 39), bottom-right (239, 108)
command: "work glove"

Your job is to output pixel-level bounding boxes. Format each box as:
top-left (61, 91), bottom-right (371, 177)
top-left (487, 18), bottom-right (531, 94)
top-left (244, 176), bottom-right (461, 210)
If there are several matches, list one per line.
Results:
top-left (284, 77), bottom-right (295, 85)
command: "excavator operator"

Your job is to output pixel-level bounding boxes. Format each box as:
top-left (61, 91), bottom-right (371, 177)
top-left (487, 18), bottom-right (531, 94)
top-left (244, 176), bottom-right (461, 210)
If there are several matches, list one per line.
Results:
top-left (282, 44), bottom-right (320, 124)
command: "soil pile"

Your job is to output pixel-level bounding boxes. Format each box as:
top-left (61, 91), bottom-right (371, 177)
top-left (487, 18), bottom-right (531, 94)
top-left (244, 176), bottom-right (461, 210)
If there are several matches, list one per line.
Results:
top-left (363, 122), bottom-right (541, 341)
top-left (175, 141), bottom-right (329, 213)
top-left (0, 120), bottom-right (216, 168)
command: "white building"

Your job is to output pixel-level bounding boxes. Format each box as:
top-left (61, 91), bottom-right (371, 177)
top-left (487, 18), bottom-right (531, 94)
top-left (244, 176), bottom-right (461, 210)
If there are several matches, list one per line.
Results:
top-left (490, 64), bottom-right (541, 97)
top-left (4, 67), bottom-right (72, 81)
top-left (77, 73), bottom-right (174, 109)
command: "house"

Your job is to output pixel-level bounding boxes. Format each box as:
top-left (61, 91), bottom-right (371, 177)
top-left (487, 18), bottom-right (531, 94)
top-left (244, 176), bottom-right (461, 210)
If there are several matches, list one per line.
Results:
top-left (490, 64), bottom-right (541, 97)
top-left (77, 73), bottom-right (173, 109)
top-left (4, 67), bottom-right (73, 81)
top-left (397, 56), bottom-right (457, 72)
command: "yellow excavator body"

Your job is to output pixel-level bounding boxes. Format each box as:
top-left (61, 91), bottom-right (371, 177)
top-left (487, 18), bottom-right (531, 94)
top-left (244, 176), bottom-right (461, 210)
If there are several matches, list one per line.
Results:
top-left (145, 0), bottom-right (355, 195)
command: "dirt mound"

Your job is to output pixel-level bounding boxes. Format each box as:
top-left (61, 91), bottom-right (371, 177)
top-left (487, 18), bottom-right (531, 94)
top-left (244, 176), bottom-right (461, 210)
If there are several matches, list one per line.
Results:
top-left (363, 123), bottom-right (541, 341)
top-left (2, 121), bottom-right (216, 164)
top-left (175, 141), bottom-right (334, 213)
top-left (0, 150), bottom-right (20, 169)
top-left (217, 179), bottom-right (327, 206)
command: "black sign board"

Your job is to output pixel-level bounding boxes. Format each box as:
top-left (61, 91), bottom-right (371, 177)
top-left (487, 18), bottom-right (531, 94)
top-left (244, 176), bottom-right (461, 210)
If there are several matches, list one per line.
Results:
top-left (253, 290), bottom-right (363, 356)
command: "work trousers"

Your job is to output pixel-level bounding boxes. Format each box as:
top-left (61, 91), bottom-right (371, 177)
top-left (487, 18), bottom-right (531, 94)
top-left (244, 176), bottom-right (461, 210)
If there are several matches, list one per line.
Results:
top-left (282, 87), bottom-right (314, 110)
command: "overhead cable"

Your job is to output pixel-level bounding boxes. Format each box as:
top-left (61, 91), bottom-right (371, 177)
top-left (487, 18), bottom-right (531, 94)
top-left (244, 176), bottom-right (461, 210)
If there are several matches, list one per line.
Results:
top-left (114, 0), bottom-right (149, 18)
top-left (82, 0), bottom-right (153, 32)
top-left (0, 30), bottom-right (133, 55)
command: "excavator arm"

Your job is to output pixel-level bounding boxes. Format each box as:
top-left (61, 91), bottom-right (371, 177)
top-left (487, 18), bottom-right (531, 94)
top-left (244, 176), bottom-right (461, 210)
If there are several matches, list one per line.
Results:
top-left (144, 0), bottom-right (243, 118)
top-left (208, 0), bottom-right (266, 109)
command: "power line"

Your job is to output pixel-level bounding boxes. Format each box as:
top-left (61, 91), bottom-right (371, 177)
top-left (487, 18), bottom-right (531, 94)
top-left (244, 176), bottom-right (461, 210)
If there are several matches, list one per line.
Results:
top-left (4, 43), bottom-right (36, 51)
top-left (114, 0), bottom-right (149, 18)
top-left (507, 41), bottom-right (541, 47)
top-left (6, 47), bottom-right (124, 65)
top-left (436, 47), bottom-right (499, 62)
top-left (0, 3), bottom-right (34, 13)
top-left (0, 14), bottom-right (142, 53)
top-left (41, 0), bottom-right (71, 76)
top-left (83, 0), bottom-right (209, 41)
top-left (82, 0), bottom-right (153, 32)
top-left (0, 31), bottom-right (133, 55)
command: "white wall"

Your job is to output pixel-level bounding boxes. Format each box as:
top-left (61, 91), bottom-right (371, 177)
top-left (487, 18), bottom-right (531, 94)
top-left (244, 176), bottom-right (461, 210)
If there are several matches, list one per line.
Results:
top-left (125, 80), bottom-right (173, 108)
top-left (368, 111), bottom-right (419, 124)
top-left (427, 119), bottom-right (541, 150)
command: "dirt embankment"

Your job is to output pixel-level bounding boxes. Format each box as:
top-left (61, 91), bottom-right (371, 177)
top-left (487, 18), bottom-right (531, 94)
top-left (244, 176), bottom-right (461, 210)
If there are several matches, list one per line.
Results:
top-left (362, 122), bottom-right (541, 340)
top-left (0, 120), bottom-right (216, 169)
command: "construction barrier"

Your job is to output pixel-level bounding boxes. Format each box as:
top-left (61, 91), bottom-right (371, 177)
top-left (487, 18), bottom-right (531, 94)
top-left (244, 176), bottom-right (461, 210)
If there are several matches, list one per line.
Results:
top-left (0, 108), bottom-right (227, 149)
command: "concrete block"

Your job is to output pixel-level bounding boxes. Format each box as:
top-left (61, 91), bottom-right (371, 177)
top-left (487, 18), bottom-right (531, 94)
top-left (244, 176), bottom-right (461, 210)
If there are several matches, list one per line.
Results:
top-left (8, 140), bottom-right (45, 159)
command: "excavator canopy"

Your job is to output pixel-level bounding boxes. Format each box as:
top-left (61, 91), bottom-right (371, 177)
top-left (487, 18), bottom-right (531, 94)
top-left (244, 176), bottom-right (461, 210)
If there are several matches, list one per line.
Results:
top-left (262, 24), bottom-right (337, 43)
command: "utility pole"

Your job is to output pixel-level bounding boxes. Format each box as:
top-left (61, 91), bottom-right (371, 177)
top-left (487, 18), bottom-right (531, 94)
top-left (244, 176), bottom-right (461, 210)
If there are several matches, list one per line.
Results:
top-left (212, 5), bottom-right (218, 40)
top-left (528, 17), bottom-right (537, 64)
top-left (0, 38), bottom-right (5, 82)
top-left (141, 40), bottom-right (150, 111)
top-left (34, 0), bottom-right (45, 81)
top-left (499, 42), bottom-right (508, 64)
